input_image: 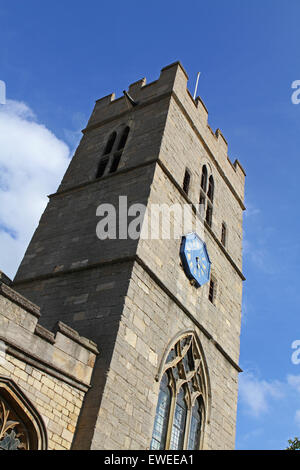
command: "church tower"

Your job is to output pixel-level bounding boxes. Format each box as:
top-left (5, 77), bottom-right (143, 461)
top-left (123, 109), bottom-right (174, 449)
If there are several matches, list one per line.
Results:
top-left (13, 62), bottom-right (246, 450)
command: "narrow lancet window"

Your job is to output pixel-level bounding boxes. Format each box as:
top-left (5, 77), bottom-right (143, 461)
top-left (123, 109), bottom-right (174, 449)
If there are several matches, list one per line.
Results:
top-left (150, 374), bottom-right (171, 450)
top-left (201, 165), bottom-right (208, 192)
top-left (207, 175), bottom-right (214, 202)
top-left (208, 278), bottom-right (215, 303)
top-left (96, 156), bottom-right (109, 178)
top-left (183, 169), bottom-right (191, 195)
top-left (188, 399), bottom-right (202, 450)
top-left (221, 222), bottom-right (227, 246)
top-left (103, 131), bottom-right (117, 155)
top-left (170, 388), bottom-right (187, 450)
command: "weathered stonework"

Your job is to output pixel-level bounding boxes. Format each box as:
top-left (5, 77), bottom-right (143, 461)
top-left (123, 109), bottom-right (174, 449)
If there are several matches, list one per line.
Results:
top-left (11, 61), bottom-right (245, 449)
top-left (0, 280), bottom-right (98, 449)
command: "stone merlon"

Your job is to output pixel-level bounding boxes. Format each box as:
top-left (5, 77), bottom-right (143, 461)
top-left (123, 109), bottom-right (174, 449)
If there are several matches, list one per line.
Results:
top-left (0, 277), bottom-right (99, 392)
top-left (84, 61), bottom-right (245, 202)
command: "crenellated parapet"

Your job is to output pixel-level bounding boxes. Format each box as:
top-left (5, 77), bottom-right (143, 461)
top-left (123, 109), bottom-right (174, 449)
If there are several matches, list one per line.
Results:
top-left (84, 61), bottom-right (245, 203)
top-left (0, 279), bottom-right (99, 390)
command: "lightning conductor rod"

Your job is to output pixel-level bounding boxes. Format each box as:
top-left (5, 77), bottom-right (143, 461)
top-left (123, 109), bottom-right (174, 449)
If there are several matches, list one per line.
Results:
top-left (193, 72), bottom-right (201, 100)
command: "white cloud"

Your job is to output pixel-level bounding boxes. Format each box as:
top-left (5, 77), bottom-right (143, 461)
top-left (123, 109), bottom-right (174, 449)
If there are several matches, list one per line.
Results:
top-left (239, 371), bottom-right (284, 417)
top-left (0, 99), bottom-right (70, 279)
top-left (244, 201), bottom-right (261, 219)
top-left (287, 375), bottom-right (300, 393)
top-left (295, 410), bottom-right (300, 427)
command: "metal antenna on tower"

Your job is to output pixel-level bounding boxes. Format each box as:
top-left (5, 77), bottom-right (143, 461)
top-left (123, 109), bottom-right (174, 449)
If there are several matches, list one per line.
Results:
top-left (193, 72), bottom-right (201, 100)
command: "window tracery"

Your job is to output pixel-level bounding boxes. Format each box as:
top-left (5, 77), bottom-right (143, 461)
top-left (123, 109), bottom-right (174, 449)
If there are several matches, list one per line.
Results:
top-left (150, 333), bottom-right (209, 450)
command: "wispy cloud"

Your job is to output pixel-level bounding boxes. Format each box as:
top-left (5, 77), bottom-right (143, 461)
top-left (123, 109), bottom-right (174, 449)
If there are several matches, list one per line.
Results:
top-left (63, 111), bottom-right (86, 154)
top-left (239, 371), bottom-right (284, 417)
top-left (287, 375), bottom-right (300, 393)
top-left (238, 427), bottom-right (263, 445)
top-left (244, 201), bottom-right (261, 219)
top-left (295, 410), bottom-right (300, 427)
top-left (0, 99), bottom-right (70, 278)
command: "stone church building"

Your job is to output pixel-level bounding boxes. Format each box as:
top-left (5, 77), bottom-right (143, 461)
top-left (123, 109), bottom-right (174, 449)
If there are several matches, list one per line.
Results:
top-left (0, 61), bottom-right (245, 450)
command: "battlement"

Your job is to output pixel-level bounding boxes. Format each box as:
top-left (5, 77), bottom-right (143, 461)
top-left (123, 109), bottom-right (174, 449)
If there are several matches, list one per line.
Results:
top-left (0, 279), bottom-right (98, 389)
top-left (84, 61), bottom-right (245, 202)
top-left (85, 61), bottom-right (187, 128)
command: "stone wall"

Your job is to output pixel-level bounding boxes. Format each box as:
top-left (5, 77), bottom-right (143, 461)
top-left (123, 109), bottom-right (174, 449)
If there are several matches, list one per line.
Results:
top-left (88, 261), bottom-right (239, 449)
top-left (0, 279), bottom-right (98, 450)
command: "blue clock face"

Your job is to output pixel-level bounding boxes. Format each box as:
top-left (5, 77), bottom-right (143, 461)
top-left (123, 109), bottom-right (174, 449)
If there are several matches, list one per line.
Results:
top-left (180, 233), bottom-right (211, 288)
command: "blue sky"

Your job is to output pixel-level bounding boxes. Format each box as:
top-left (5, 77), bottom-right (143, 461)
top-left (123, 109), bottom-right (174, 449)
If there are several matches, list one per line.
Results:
top-left (1, 0), bottom-right (300, 450)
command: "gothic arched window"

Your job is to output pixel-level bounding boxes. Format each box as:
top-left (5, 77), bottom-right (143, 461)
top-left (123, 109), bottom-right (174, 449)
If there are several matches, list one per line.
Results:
top-left (207, 176), bottom-right (214, 202)
top-left (96, 131), bottom-right (117, 178)
top-left (96, 156), bottom-right (109, 178)
top-left (188, 398), bottom-right (203, 450)
top-left (169, 387), bottom-right (187, 450)
top-left (150, 373), bottom-right (171, 450)
top-left (199, 167), bottom-right (214, 228)
top-left (201, 165), bottom-right (207, 192)
top-left (221, 222), bottom-right (227, 246)
top-left (0, 377), bottom-right (47, 450)
top-left (150, 332), bottom-right (210, 450)
top-left (183, 169), bottom-right (191, 196)
top-left (117, 126), bottom-right (130, 151)
top-left (110, 126), bottom-right (130, 174)
top-left (103, 131), bottom-right (117, 156)
top-left (97, 127), bottom-right (130, 178)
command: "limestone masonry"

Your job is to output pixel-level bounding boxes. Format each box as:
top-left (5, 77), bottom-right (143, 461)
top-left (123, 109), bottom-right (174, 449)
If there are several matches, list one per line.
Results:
top-left (0, 61), bottom-right (245, 450)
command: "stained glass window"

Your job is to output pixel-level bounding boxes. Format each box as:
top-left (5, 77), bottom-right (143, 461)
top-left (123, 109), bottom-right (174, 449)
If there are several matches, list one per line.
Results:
top-left (150, 333), bottom-right (208, 450)
top-left (188, 400), bottom-right (202, 450)
top-left (150, 374), bottom-right (171, 450)
top-left (169, 388), bottom-right (187, 450)
top-left (0, 377), bottom-right (48, 450)
top-left (182, 345), bottom-right (194, 375)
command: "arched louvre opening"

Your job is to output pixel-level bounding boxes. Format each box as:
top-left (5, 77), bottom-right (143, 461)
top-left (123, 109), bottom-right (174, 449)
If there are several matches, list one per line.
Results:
top-left (96, 156), bottom-right (109, 178)
top-left (97, 127), bottom-right (130, 178)
top-left (109, 152), bottom-right (122, 174)
top-left (109, 126), bottom-right (130, 174)
top-left (199, 166), bottom-right (215, 227)
top-left (205, 202), bottom-right (213, 227)
top-left (201, 165), bottom-right (208, 192)
top-left (208, 276), bottom-right (216, 304)
top-left (117, 126), bottom-right (130, 151)
top-left (207, 175), bottom-right (214, 202)
top-left (103, 131), bottom-right (117, 156)
top-left (221, 222), bottom-right (227, 246)
top-left (183, 169), bottom-right (191, 195)
top-left (150, 333), bottom-right (209, 450)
